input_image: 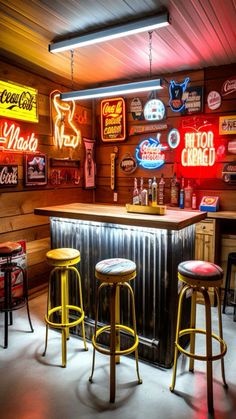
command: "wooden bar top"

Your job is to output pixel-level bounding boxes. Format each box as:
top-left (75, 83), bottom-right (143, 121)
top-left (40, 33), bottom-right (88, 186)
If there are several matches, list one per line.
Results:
top-left (34, 203), bottom-right (207, 231)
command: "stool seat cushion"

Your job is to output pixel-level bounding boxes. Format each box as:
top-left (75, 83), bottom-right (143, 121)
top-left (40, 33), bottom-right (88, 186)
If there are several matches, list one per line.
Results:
top-left (178, 260), bottom-right (223, 281)
top-left (46, 248), bottom-right (80, 262)
top-left (95, 258), bottom-right (136, 276)
top-left (0, 241), bottom-right (22, 257)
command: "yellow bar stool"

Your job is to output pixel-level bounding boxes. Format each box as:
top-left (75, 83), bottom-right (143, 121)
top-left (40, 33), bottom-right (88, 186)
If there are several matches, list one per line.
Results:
top-left (43, 248), bottom-right (88, 367)
top-left (89, 258), bottom-right (142, 403)
top-left (170, 260), bottom-right (228, 413)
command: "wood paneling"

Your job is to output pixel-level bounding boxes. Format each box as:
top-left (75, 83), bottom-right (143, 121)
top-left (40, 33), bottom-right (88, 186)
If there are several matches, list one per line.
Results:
top-left (95, 65), bottom-right (236, 211)
top-left (0, 60), bottom-right (93, 292)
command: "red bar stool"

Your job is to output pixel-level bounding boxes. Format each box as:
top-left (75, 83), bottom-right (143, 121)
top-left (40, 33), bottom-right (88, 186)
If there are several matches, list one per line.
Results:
top-left (89, 258), bottom-right (142, 403)
top-left (0, 241), bottom-right (34, 348)
top-left (170, 260), bottom-right (227, 413)
top-left (222, 252), bottom-right (236, 321)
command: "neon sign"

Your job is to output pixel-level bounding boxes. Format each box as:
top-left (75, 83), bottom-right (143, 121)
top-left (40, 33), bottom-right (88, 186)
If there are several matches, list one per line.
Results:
top-left (52, 90), bottom-right (81, 149)
top-left (101, 97), bottom-right (126, 142)
top-left (0, 80), bottom-right (38, 123)
top-left (135, 135), bottom-right (167, 169)
top-left (181, 130), bottom-right (216, 166)
top-left (0, 120), bottom-right (38, 152)
top-left (169, 77), bottom-right (190, 112)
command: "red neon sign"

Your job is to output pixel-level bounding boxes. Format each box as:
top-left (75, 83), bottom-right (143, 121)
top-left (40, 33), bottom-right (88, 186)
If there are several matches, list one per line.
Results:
top-left (0, 120), bottom-right (38, 152)
top-left (181, 130), bottom-right (216, 167)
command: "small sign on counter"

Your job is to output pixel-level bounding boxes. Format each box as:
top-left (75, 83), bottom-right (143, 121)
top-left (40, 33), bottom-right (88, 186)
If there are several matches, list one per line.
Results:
top-left (199, 196), bottom-right (219, 212)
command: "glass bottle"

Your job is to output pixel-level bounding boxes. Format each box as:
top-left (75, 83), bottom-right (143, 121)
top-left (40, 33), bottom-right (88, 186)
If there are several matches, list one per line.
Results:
top-left (140, 179), bottom-right (148, 206)
top-left (170, 172), bottom-right (179, 207)
top-left (132, 177), bottom-right (140, 205)
top-left (179, 177), bottom-right (185, 209)
top-left (158, 173), bottom-right (165, 205)
top-left (184, 180), bottom-right (193, 209)
top-left (148, 178), bottom-right (152, 206)
top-left (151, 177), bottom-right (157, 207)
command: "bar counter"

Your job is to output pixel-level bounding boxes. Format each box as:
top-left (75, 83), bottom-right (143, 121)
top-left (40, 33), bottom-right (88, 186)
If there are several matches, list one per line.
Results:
top-left (35, 203), bottom-right (206, 368)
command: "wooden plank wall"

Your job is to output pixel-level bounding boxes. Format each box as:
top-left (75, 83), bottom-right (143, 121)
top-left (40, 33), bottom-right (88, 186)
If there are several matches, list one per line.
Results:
top-left (94, 64), bottom-right (236, 210)
top-left (0, 61), bottom-right (93, 293)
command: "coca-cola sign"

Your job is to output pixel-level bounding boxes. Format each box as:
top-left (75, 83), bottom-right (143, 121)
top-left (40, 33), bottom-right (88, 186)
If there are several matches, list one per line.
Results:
top-left (101, 97), bottom-right (126, 142)
top-left (221, 77), bottom-right (236, 97)
top-left (0, 165), bottom-right (18, 186)
top-left (0, 80), bottom-right (38, 123)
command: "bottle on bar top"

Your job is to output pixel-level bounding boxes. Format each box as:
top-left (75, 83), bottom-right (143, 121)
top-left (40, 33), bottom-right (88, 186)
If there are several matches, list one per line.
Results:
top-left (179, 177), bottom-right (185, 209)
top-left (158, 173), bottom-right (165, 205)
top-left (151, 177), bottom-right (157, 206)
top-left (132, 177), bottom-right (140, 205)
top-left (139, 177), bottom-right (144, 204)
top-left (184, 180), bottom-right (193, 209)
top-left (140, 179), bottom-right (148, 206)
top-left (148, 178), bottom-right (152, 206)
top-left (170, 172), bottom-right (179, 207)
top-left (192, 192), bottom-right (197, 210)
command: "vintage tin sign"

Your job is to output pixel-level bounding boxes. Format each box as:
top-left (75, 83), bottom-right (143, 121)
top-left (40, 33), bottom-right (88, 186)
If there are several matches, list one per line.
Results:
top-left (120, 153), bottom-right (137, 174)
top-left (130, 97), bottom-right (143, 120)
top-left (0, 165), bottom-right (18, 186)
top-left (144, 99), bottom-right (165, 121)
top-left (207, 91), bottom-right (221, 110)
top-left (0, 80), bottom-right (38, 123)
top-left (219, 115), bottom-right (236, 135)
top-left (101, 97), bottom-right (126, 142)
top-left (221, 77), bottom-right (236, 97)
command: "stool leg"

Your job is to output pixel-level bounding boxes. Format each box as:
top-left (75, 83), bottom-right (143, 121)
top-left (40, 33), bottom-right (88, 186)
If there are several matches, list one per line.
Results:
top-left (89, 282), bottom-right (106, 382)
top-left (43, 270), bottom-right (53, 357)
top-left (202, 289), bottom-right (213, 413)
top-left (110, 283), bottom-right (117, 403)
top-left (222, 259), bottom-right (232, 314)
top-left (189, 289), bottom-right (197, 372)
top-left (4, 269), bottom-right (11, 349)
top-left (115, 286), bottom-right (120, 364)
top-left (125, 282), bottom-right (142, 384)
top-left (19, 266), bottom-right (34, 332)
top-left (170, 284), bottom-right (188, 392)
top-left (61, 269), bottom-right (68, 367)
top-left (215, 288), bottom-right (228, 388)
top-left (70, 266), bottom-right (88, 351)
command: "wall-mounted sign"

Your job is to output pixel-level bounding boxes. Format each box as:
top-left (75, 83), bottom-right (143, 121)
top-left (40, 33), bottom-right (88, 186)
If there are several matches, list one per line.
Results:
top-left (222, 162), bottom-right (236, 183)
top-left (167, 128), bottom-right (180, 149)
top-left (221, 77), bottom-right (236, 97)
top-left (50, 168), bottom-right (80, 186)
top-left (228, 139), bottom-right (236, 154)
top-left (219, 116), bottom-right (236, 135)
top-left (83, 137), bottom-right (95, 189)
top-left (0, 120), bottom-right (38, 152)
top-left (120, 153), bottom-right (137, 174)
top-left (181, 86), bottom-right (203, 114)
top-left (169, 77), bottom-right (190, 112)
top-left (51, 90), bottom-right (81, 149)
top-left (207, 91), bottom-right (221, 110)
top-left (135, 135), bottom-right (167, 169)
top-left (101, 97), bottom-right (126, 142)
top-left (129, 123), bottom-right (167, 136)
top-left (24, 153), bottom-right (47, 186)
top-left (130, 97), bottom-right (143, 120)
top-left (181, 130), bottom-right (216, 166)
top-left (0, 165), bottom-right (18, 186)
top-left (0, 80), bottom-right (38, 123)
top-left (144, 99), bottom-right (165, 121)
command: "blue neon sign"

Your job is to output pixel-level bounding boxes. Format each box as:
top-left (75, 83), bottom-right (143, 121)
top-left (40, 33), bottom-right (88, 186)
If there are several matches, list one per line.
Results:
top-left (135, 136), bottom-right (167, 169)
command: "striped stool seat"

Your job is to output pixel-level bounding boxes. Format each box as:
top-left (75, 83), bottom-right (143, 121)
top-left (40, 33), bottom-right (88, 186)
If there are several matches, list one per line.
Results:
top-left (0, 241), bottom-right (33, 348)
top-left (43, 247), bottom-right (87, 367)
top-left (89, 257), bottom-right (142, 403)
top-left (170, 260), bottom-right (227, 413)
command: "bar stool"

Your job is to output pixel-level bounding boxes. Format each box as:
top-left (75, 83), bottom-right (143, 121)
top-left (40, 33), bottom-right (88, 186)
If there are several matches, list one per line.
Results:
top-left (0, 241), bottom-right (33, 348)
top-left (170, 260), bottom-right (227, 413)
top-left (89, 258), bottom-right (142, 403)
top-left (222, 252), bottom-right (236, 321)
top-left (43, 248), bottom-right (88, 367)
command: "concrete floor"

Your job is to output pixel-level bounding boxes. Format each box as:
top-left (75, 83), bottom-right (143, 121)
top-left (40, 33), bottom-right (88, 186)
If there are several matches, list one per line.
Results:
top-left (0, 293), bottom-right (236, 419)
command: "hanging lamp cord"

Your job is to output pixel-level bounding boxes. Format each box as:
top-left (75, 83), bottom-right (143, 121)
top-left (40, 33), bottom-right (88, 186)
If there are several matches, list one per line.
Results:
top-left (148, 31), bottom-right (153, 79)
top-left (70, 49), bottom-right (74, 89)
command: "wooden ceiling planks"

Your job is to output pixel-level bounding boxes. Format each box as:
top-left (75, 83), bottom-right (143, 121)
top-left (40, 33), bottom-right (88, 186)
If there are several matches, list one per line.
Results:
top-left (0, 0), bottom-right (235, 88)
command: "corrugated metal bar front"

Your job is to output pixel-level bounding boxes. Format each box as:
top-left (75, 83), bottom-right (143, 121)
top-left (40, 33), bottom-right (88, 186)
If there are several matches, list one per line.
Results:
top-left (50, 217), bottom-right (194, 367)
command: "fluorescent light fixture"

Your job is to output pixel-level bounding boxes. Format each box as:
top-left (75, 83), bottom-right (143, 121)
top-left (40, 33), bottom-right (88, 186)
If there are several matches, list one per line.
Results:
top-left (49, 12), bottom-right (169, 53)
top-left (60, 79), bottom-right (163, 101)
